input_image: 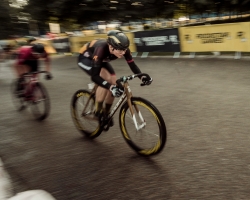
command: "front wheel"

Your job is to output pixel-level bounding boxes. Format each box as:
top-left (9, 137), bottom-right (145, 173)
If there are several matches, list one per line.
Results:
top-left (119, 97), bottom-right (167, 156)
top-left (71, 89), bottom-right (103, 138)
top-left (30, 82), bottom-right (50, 121)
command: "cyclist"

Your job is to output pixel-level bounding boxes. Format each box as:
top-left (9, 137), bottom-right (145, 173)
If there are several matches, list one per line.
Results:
top-left (13, 43), bottom-right (52, 92)
top-left (77, 30), bottom-right (152, 124)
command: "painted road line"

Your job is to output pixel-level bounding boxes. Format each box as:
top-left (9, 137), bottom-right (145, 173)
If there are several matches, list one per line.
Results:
top-left (141, 52), bottom-right (149, 58)
top-left (131, 52), bottom-right (138, 57)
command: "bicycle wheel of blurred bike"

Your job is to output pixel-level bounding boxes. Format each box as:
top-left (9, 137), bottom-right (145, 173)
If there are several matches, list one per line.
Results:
top-left (29, 82), bottom-right (50, 121)
top-left (10, 79), bottom-right (50, 120)
top-left (10, 79), bottom-right (27, 111)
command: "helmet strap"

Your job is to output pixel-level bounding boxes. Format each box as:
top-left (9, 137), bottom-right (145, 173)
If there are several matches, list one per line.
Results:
top-left (108, 44), bottom-right (115, 53)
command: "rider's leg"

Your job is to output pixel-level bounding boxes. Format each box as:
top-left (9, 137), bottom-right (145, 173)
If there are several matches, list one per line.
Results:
top-left (101, 62), bottom-right (116, 114)
top-left (95, 68), bottom-right (115, 113)
top-left (13, 64), bottom-right (30, 92)
top-left (77, 54), bottom-right (104, 114)
top-left (77, 55), bottom-right (115, 118)
top-left (103, 74), bottom-right (116, 113)
top-left (13, 64), bottom-right (29, 78)
top-left (95, 68), bottom-right (115, 126)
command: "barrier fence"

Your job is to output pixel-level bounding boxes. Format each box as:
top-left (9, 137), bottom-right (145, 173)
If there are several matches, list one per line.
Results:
top-left (179, 22), bottom-right (250, 52)
top-left (1, 22), bottom-right (250, 58)
top-left (133, 29), bottom-right (180, 52)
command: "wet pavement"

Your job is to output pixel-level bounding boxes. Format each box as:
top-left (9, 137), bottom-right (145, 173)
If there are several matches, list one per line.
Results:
top-left (1, 56), bottom-right (250, 200)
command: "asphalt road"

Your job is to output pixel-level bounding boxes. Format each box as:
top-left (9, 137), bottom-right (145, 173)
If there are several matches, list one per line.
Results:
top-left (1, 56), bottom-right (250, 200)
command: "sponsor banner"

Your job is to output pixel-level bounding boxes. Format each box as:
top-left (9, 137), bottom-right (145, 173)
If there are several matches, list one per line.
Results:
top-left (179, 22), bottom-right (250, 52)
top-left (133, 29), bottom-right (181, 52)
top-left (49, 23), bottom-right (61, 34)
top-left (51, 37), bottom-right (70, 53)
top-left (69, 32), bottom-right (136, 53)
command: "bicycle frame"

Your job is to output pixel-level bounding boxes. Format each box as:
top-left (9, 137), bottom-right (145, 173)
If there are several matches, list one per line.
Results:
top-left (24, 74), bottom-right (38, 96)
top-left (22, 71), bottom-right (47, 99)
top-left (108, 82), bottom-right (129, 118)
top-left (81, 83), bottom-right (127, 121)
top-left (109, 82), bottom-right (146, 131)
top-left (72, 73), bottom-right (166, 155)
top-left (86, 73), bottom-right (149, 130)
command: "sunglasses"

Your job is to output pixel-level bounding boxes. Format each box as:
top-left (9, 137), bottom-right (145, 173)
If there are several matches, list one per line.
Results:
top-left (115, 48), bottom-right (127, 53)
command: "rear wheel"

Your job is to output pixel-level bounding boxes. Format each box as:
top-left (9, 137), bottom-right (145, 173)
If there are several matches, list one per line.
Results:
top-left (30, 82), bottom-right (50, 120)
top-left (71, 89), bottom-right (103, 138)
top-left (119, 97), bottom-right (167, 156)
top-left (10, 79), bottom-right (26, 111)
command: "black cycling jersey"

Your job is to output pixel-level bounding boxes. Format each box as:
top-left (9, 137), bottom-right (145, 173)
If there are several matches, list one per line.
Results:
top-left (78, 39), bottom-right (142, 89)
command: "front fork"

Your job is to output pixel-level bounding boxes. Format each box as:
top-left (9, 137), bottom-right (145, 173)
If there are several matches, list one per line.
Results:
top-left (25, 74), bottom-right (39, 95)
top-left (125, 83), bottom-right (146, 131)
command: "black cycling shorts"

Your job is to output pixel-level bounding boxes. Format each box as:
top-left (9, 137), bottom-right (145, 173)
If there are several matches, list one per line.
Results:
top-left (77, 54), bottom-right (115, 76)
top-left (23, 59), bottom-right (39, 72)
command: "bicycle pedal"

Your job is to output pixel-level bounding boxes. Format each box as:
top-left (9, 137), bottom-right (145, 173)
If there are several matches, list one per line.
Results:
top-left (32, 100), bottom-right (38, 104)
top-left (16, 90), bottom-right (25, 98)
top-left (103, 122), bottom-right (110, 132)
top-left (19, 105), bottom-right (26, 111)
top-left (108, 118), bottom-right (114, 127)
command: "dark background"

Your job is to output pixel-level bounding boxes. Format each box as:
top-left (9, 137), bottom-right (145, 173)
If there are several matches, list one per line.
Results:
top-left (1, 0), bottom-right (250, 39)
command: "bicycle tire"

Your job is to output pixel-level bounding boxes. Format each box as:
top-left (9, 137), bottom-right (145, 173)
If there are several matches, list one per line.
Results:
top-left (10, 79), bottom-right (26, 111)
top-left (71, 89), bottom-right (103, 138)
top-left (30, 82), bottom-right (50, 121)
top-left (119, 97), bottom-right (167, 156)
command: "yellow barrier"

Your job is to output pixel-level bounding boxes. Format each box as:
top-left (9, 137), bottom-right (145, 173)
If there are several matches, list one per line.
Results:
top-left (0, 39), bottom-right (57, 54)
top-left (126, 32), bottom-right (136, 52)
top-left (179, 22), bottom-right (250, 52)
top-left (69, 32), bottom-right (136, 53)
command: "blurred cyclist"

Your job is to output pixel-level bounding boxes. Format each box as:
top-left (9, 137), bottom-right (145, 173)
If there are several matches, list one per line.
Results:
top-left (13, 43), bottom-right (53, 92)
top-left (77, 30), bottom-right (152, 125)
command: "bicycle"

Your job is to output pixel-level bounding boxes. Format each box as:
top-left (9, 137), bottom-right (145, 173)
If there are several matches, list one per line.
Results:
top-left (71, 73), bottom-right (167, 156)
top-left (10, 71), bottom-right (50, 121)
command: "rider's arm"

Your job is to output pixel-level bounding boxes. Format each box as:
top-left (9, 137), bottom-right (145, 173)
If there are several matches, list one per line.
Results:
top-left (44, 60), bottom-right (50, 72)
top-left (124, 49), bottom-right (142, 78)
top-left (43, 53), bottom-right (51, 72)
top-left (125, 49), bottom-right (152, 85)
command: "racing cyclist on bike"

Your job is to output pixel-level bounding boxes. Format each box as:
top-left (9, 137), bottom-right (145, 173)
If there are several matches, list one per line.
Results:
top-left (77, 30), bottom-right (153, 125)
top-left (13, 43), bottom-right (53, 93)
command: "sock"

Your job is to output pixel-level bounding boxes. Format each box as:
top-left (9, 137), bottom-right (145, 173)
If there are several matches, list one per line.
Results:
top-left (104, 103), bottom-right (112, 114)
top-left (95, 101), bottom-right (103, 113)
